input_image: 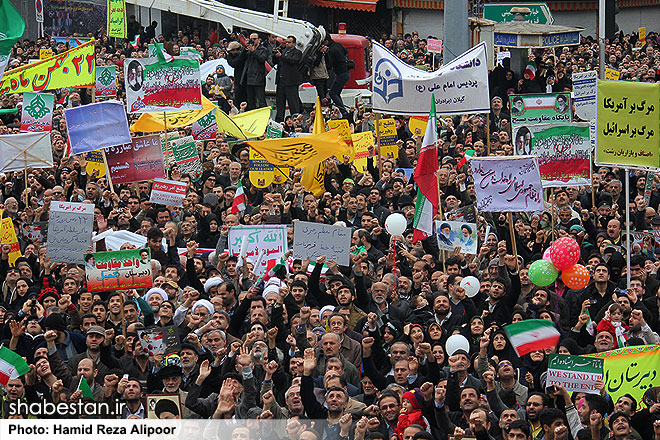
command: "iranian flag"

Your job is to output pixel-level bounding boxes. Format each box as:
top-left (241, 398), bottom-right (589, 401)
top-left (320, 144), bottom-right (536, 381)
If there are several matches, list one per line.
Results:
top-left (524, 60), bottom-right (537, 80)
top-left (456, 149), bottom-right (475, 169)
top-left (231, 181), bottom-right (246, 214)
top-left (129, 34), bottom-right (141, 49)
top-left (504, 319), bottom-right (560, 357)
top-left (412, 94), bottom-right (439, 243)
top-left (0, 345), bottom-right (30, 385)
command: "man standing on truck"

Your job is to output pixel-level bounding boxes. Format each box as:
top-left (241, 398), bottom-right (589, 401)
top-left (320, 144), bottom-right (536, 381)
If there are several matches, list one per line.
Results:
top-left (274, 35), bottom-right (303, 122)
top-left (324, 35), bottom-right (351, 118)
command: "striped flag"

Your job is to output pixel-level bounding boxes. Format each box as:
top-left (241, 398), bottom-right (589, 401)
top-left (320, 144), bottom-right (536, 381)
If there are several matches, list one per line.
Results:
top-left (585, 309), bottom-right (595, 336)
top-left (524, 60), bottom-right (537, 80)
top-left (155, 45), bottom-right (174, 63)
top-left (412, 94), bottom-right (439, 243)
top-left (504, 319), bottom-right (560, 357)
top-left (456, 149), bottom-right (475, 169)
top-left (0, 345), bottom-right (30, 386)
top-left (231, 181), bottom-right (246, 214)
top-left (264, 256), bottom-right (287, 282)
top-left (129, 34), bottom-right (141, 49)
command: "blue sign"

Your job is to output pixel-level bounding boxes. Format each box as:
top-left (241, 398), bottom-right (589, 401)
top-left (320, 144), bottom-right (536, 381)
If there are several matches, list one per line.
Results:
top-left (541, 31), bottom-right (580, 47)
top-left (64, 101), bottom-right (132, 154)
top-left (494, 33), bottom-right (518, 47)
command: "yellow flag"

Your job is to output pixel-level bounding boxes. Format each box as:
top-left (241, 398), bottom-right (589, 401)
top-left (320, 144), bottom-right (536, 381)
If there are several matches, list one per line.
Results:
top-left (247, 130), bottom-right (351, 169)
top-left (300, 160), bottom-right (326, 196)
top-left (352, 131), bottom-right (374, 173)
top-left (301, 96), bottom-right (327, 195)
top-left (0, 216), bottom-right (21, 265)
top-left (1, 40), bottom-right (96, 94)
top-left (131, 96), bottom-right (222, 132)
top-left (231, 107), bottom-right (271, 138)
top-left (313, 96), bottom-right (325, 135)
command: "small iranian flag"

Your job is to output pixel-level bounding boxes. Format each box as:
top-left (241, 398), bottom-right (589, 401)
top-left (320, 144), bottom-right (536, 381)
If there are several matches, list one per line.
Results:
top-left (77, 376), bottom-right (94, 400)
top-left (129, 34), bottom-right (141, 49)
top-left (585, 309), bottom-right (595, 336)
top-left (231, 181), bottom-right (246, 214)
top-left (524, 60), bottom-right (537, 80)
top-left (156, 45), bottom-right (174, 63)
top-left (0, 345), bottom-right (30, 385)
top-left (456, 149), bottom-right (475, 169)
top-left (264, 256), bottom-right (287, 281)
top-left (504, 319), bottom-right (560, 357)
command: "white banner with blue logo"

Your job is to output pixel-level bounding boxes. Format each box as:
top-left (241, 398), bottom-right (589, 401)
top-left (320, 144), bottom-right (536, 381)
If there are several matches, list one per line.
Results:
top-left (372, 42), bottom-right (490, 116)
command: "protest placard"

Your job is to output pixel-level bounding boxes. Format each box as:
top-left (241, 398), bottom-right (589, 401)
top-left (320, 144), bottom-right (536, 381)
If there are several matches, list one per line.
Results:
top-left (106, 135), bottom-right (166, 184)
top-left (0, 217), bottom-right (21, 265)
top-left (170, 136), bottom-right (202, 180)
top-left (0, 131), bottom-right (53, 172)
top-left (408, 116), bottom-right (428, 137)
top-left (547, 354), bottom-right (604, 394)
top-left (266, 120), bottom-right (283, 138)
top-left (0, 40), bottom-right (95, 94)
top-left (84, 248), bottom-right (152, 292)
top-left (20, 92), bottom-right (54, 132)
top-left (191, 108), bottom-right (217, 140)
top-left (527, 123), bottom-right (591, 187)
top-left (22, 222), bottom-right (47, 243)
top-left (249, 148), bottom-right (274, 189)
top-left (106, 0), bottom-right (126, 38)
top-left (95, 65), bottom-right (117, 98)
top-left (596, 80), bottom-right (660, 168)
top-left (604, 67), bottom-right (620, 81)
top-left (377, 118), bottom-right (399, 158)
top-left (160, 132), bottom-right (178, 167)
top-left (372, 41), bottom-right (489, 115)
top-left (124, 56), bottom-right (203, 113)
top-left (85, 150), bottom-right (106, 178)
top-left (64, 101), bottom-right (132, 154)
top-left (427, 39), bottom-right (443, 53)
top-left (293, 221), bottom-right (351, 266)
top-left (327, 119), bottom-right (353, 149)
top-left (510, 93), bottom-right (572, 155)
top-left (470, 156), bottom-right (544, 212)
top-left (46, 202), bottom-right (94, 264)
top-left (39, 48), bottom-right (52, 59)
top-left (150, 178), bottom-right (187, 207)
top-left (572, 70), bottom-right (597, 121)
top-left (227, 225), bottom-right (287, 277)
top-left (352, 131), bottom-right (373, 173)
top-left (435, 220), bottom-right (479, 254)
top-left (137, 325), bottom-right (181, 357)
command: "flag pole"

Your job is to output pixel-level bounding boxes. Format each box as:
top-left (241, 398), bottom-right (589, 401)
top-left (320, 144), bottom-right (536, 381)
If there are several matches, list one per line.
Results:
top-left (437, 173), bottom-right (446, 272)
top-left (485, 114), bottom-right (491, 156)
top-left (102, 150), bottom-right (115, 193)
top-left (507, 212), bottom-right (519, 271)
top-left (375, 113), bottom-right (383, 179)
top-left (590, 155), bottom-right (595, 211)
top-left (625, 169), bottom-right (631, 286)
top-left (551, 188), bottom-right (557, 241)
top-left (163, 112), bottom-right (169, 173)
top-left (24, 154), bottom-right (29, 210)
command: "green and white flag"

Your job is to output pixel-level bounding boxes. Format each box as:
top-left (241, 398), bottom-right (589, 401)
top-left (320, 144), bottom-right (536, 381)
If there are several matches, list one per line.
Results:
top-left (0, 0), bottom-right (25, 82)
top-left (77, 376), bottom-right (94, 399)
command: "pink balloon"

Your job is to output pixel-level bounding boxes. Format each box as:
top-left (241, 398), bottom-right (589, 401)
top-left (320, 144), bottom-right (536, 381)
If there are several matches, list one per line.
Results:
top-left (543, 248), bottom-right (552, 261)
top-left (549, 237), bottom-right (581, 270)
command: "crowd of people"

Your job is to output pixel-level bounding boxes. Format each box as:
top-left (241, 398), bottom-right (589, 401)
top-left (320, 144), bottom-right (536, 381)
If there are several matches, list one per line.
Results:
top-left (2, 12), bottom-right (660, 440)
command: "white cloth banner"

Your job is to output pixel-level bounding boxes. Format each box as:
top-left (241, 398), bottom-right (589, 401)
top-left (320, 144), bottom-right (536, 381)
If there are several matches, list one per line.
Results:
top-left (227, 225), bottom-right (288, 277)
top-left (470, 156), bottom-right (544, 212)
top-left (0, 131), bottom-right (53, 172)
top-left (371, 41), bottom-right (490, 115)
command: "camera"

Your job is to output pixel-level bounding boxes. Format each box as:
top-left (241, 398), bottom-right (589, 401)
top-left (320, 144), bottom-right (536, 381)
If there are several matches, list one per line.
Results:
top-left (248, 38), bottom-right (256, 46)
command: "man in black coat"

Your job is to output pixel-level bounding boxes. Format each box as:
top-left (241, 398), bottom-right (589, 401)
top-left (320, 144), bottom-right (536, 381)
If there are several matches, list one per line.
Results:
top-left (274, 35), bottom-right (303, 122)
top-left (227, 41), bottom-right (247, 108)
top-left (242, 33), bottom-right (269, 110)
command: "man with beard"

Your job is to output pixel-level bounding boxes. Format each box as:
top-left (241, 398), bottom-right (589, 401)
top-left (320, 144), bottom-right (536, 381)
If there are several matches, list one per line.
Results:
top-left (576, 394), bottom-right (609, 439)
top-left (432, 293), bottom-right (463, 331)
top-left (179, 343), bottom-right (200, 391)
top-left (117, 377), bottom-right (145, 418)
top-left (626, 308), bottom-right (659, 343)
top-left (284, 280), bottom-right (316, 318)
top-left (438, 386), bottom-right (481, 430)
top-left (261, 383), bottom-right (304, 419)
top-left (372, 391), bottom-right (401, 438)
top-left (478, 333), bottom-right (528, 407)
top-left (524, 393), bottom-right (549, 439)
top-left (67, 326), bottom-right (117, 383)
top-left (295, 327), bottom-right (359, 387)
top-left (301, 348), bottom-right (354, 439)
top-left (358, 281), bottom-right (411, 331)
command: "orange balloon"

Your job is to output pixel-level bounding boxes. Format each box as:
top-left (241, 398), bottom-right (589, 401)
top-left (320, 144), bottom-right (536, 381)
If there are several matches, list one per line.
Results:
top-left (561, 264), bottom-right (590, 290)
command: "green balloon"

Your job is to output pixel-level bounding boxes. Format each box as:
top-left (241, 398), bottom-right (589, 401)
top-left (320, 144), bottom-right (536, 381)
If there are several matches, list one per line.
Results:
top-left (528, 259), bottom-right (558, 287)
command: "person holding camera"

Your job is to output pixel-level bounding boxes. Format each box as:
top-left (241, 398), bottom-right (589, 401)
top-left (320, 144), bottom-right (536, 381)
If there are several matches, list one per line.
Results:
top-left (274, 35), bottom-right (303, 122)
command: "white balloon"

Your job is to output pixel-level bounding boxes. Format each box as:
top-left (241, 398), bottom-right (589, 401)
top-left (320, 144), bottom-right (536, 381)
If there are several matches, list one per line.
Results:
top-left (445, 334), bottom-right (470, 357)
top-left (460, 276), bottom-right (481, 298)
top-left (385, 213), bottom-right (407, 236)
